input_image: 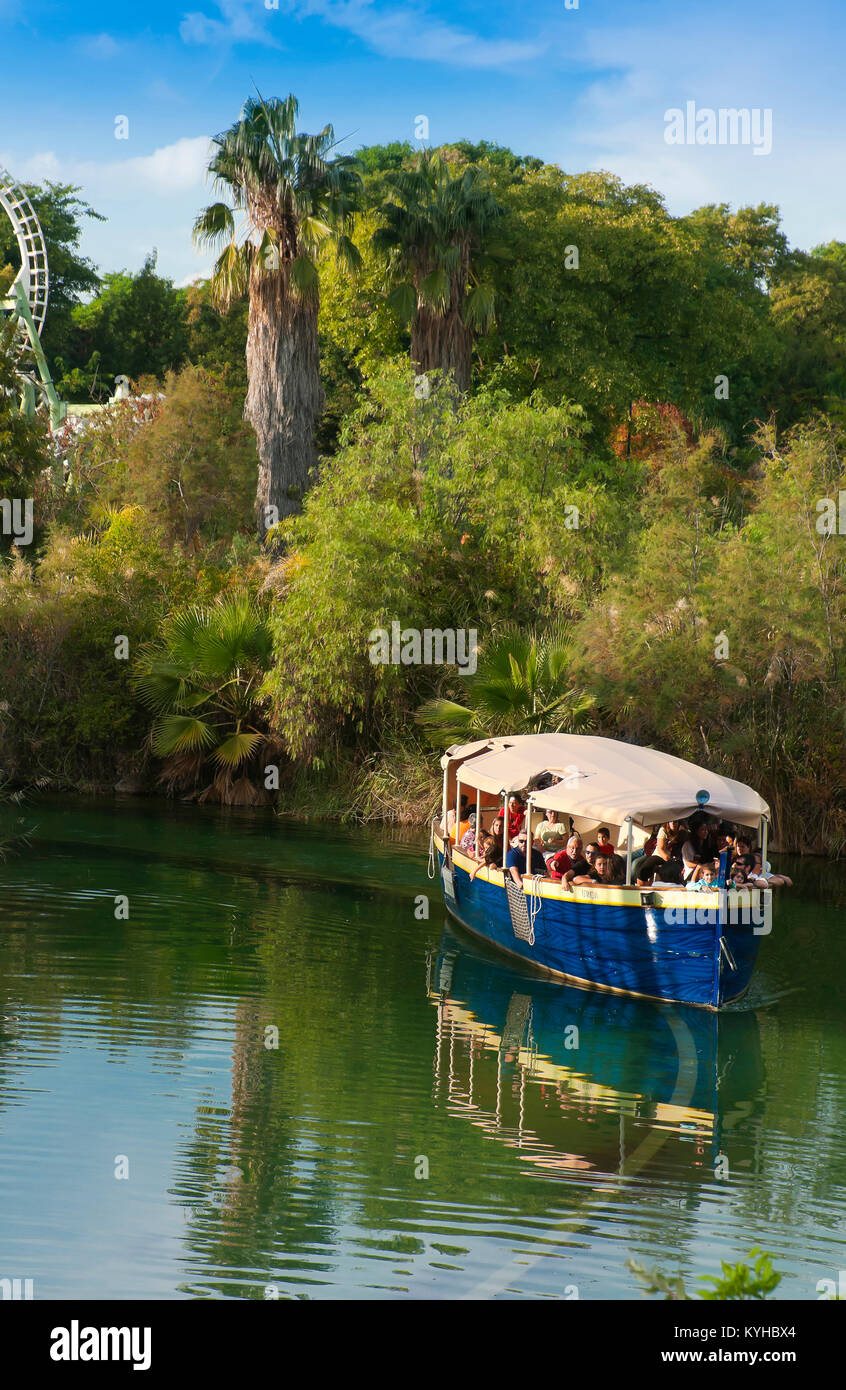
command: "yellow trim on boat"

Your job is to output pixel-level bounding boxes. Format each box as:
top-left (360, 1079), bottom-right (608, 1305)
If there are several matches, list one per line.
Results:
top-left (436, 832), bottom-right (762, 911)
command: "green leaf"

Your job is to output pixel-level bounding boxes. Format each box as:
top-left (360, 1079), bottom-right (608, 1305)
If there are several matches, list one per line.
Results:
top-left (212, 731), bottom-right (262, 767)
top-left (418, 267), bottom-right (449, 313)
top-left (386, 282), bottom-right (416, 323)
top-left (290, 254), bottom-right (320, 300)
top-left (151, 715), bottom-right (217, 757)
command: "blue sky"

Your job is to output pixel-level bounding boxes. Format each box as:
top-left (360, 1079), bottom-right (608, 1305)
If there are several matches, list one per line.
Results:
top-left (1, 0), bottom-right (843, 284)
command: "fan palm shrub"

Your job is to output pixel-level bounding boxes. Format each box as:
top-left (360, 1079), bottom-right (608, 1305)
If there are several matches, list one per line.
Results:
top-left (134, 590), bottom-right (277, 804)
top-left (415, 624), bottom-right (596, 745)
top-left (194, 93), bottom-right (362, 532)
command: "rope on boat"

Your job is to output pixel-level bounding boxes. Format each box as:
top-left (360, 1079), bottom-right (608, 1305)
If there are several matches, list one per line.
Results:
top-left (427, 818), bottom-right (436, 880)
top-left (528, 875), bottom-right (544, 934)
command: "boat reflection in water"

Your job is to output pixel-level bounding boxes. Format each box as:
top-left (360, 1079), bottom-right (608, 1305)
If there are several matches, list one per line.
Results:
top-left (428, 925), bottom-right (764, 1182)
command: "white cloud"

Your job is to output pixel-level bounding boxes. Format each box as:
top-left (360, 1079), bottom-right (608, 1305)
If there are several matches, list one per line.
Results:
top-left (180, 0), bottom-right (544, 67)
top-left (298, 0), bottom-right (545, 66)
top-left (2, 137), bottom-right (214, 199)
top-left (555, 19), bottom-right (846, 251)
top-left (180, 0), bottom-right (281, 47)
top-left (78, 33), bottom-right (123, 60)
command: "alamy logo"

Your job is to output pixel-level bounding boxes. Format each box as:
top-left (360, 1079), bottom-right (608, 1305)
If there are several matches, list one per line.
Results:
top-left (0, 498), bottom-right (33, 546)
top-left (0, 1276), bottom-right (33, 1299)
top-left (50, 1320), bottom-right (151, 1372)
top-left (663, 891), bottom-right (772, 936)
top-left (816, 490), bottom-right (846, 534)
top-left (664, 102), bottom-right (772, 156)
top-left (368, 621), bottom-right (478, 675)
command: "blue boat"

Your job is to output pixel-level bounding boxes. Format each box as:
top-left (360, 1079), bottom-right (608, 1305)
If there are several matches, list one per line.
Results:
top-left (433, 734), bottom-right (773, 1009)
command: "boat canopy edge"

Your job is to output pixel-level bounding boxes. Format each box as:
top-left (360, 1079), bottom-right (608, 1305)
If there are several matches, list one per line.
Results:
top-left (440, 733), bottom-right (769, 830)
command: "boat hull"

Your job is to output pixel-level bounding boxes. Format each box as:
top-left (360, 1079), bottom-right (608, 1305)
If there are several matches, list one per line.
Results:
top-left (435, 836), bottom-right (766, 1009)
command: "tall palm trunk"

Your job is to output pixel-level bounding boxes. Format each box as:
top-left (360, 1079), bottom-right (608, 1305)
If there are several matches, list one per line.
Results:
top-left (411, 261), bottom-right (473, 393)
top-left (247, 267), bottom-right (323, 534)
top-left (411, 306), bottom-right (473, 393)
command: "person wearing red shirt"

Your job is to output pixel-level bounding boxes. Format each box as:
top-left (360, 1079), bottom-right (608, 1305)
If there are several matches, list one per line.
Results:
top-left (497, 793), bottom-right (526, 845)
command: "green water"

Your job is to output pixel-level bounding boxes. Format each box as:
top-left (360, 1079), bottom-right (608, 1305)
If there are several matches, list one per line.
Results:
top-left (0, 798), bottom-right (844, 1300)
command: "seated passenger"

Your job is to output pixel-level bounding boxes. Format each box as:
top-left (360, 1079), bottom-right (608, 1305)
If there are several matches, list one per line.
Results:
top-left (547, 847), bottom-right (572, 879)
top-left (687, 861), bottom-right (720, 891)
top-left (655, 820), bottom-right (687, 862)
top-left (566, 831), bottom-right (583, 859)
top-left (565, 843), bottom-right (602, 885)
top-left (506, 831), bottom-right (546, 885)
top-left (459, 812), bottom-right (479, 853)
top-left (470, 841), bottom-right (501, 882)
top-left (534, 808), bottom-right (569, 862)
top-left (447, 795), bottom-right (470, 842)
top-left (497, 793), bottom-right (526, 847)
top-left (595, 827), bottom-right (616, 858)
top-left (729, 862), bottom-right (752, 889)
top-left (636, 854), bottom-right (684, 887)
top-left (751, 851), bottom-right (792, 887)
top-left (681, 820), bottom-right (714, 881)
top-left (594, 853), bottom-right (626, 886)
top-left (732, 836), bottom-right (757, 870)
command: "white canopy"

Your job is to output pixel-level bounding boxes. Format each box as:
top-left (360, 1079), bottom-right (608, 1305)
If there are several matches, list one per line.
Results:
top-left (442, 733), bottom-right (769, 831)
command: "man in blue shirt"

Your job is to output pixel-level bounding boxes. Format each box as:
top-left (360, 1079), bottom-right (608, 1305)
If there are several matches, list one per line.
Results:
top-left (506, 831), bottom-right (547, 885)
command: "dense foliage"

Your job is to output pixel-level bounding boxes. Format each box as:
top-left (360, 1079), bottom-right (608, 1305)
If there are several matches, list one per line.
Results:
top-left (1, 120), bottom-right (844, 847)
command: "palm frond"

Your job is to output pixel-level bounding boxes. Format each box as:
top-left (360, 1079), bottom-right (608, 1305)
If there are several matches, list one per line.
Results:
top-left (152, 715), bottom-right (217, 757)
top-left (212, 731), bottom-right (263, 768)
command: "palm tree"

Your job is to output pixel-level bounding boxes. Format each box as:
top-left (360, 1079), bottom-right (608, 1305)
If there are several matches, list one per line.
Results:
top-left (415, 625), bottom-right (595, 745)
top-left (133, 590), bottom-right (277, 804)
top-left (194, 94), bottom-right (362, 534)
top-left (371, 150), bottom-right (503, 392)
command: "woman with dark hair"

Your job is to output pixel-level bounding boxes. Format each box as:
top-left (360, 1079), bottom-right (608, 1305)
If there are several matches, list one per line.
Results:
top-left (655, 820), bottom-right (687, 861)
top-left (594, 852), bottom-right (627, 886)
top-left (470, 840), bottom-right (501, 882)
top-left (446, 794), bottom-right (470, 841)
top-left (497, 793), bottom-right (526, 846)
top-left (681, 820), bottom-right (718, 881)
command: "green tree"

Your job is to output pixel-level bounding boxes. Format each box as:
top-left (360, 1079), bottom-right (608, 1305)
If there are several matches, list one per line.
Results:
top-left (184, 280), bottom-right (249, 396)
top-left (478, 169), bottom-right (779, 441)
top-left (110, 364), bottom-right (258, 550)
top-left (60, 253), bottom-right (189, 399)
top-left (316, 211), bottom-right (406, 451)
top-left (194, 92), bottom-right (362, 532)
top-left (0, 506), bottom-right (184, 786)
top-left (768, 245), bottom-right (846, 427)
top-left (263, 362), bottom-right (625, 763)
top-left (371, 150), bottom-right (503, 391)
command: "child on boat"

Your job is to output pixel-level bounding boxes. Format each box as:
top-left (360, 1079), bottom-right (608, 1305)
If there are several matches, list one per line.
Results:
top-left (686, 861), bottom-right (720, 891)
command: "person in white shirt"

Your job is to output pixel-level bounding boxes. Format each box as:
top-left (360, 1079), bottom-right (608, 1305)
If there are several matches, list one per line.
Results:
top-left (534, 808), bottom-right (569, 863)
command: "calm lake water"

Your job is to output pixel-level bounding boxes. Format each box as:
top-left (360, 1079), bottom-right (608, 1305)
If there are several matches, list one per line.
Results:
top-left (1, 799), bottom-right (844, 1301)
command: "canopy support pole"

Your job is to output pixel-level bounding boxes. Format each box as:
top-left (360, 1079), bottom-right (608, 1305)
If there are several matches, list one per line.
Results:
top-left (475, 786), bottom-right (481, 858)
top-left (761, 814), bottom-right (769, 871)
top-left (624, 815), bottom-right (634, 885)
top-left (455, 775), bottom-right (461, 846)
top-left (441, 764), bottom-right (448, 834)
top-left (502, 791), bottom-right (507, 870)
